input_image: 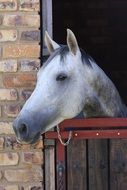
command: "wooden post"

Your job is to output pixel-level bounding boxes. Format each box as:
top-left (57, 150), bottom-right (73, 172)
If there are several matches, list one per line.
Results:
top-left (44, 145), bottom-right (55, 190)
top-left (56, 140), bottom-right (67, 190)
top-left (42, 1), bottom-right (55, 189)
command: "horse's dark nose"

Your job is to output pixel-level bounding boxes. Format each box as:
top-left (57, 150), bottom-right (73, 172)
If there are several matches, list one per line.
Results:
top-left (18, 123), bottom-right (28, 138)
top-left (13, 113), bottom-right (42, 144)
top-left (13, 121), bottom-right (29, 141)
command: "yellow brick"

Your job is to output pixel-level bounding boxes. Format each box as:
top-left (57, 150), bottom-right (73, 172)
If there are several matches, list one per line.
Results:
top-left (4, 104), bottom-right (21, 117)
top-left (3, 44), bottom-right (40, 58)
top-left (0, 89), bottom-right (17, 100)
top-left (0, 171), bottom-right (2, 179)
top-left (21, 184), bottom-right (43, 190)
top-left (0, 0), bottom-right (17, 11)
top-left (23, 151), bottom-right (43, 164)
top-left (32, 139), bottom-right (43, 149)
top-left (0, 137), bottom-right (4, 150)
top-left (5, 168), bottom-right (43, 182)
top-left (0, 152), bottom-right (19, 166)
top-left (3, 14), bottom-right (40, 27)
top-left (0, 122), bottom-right (14, 134)
top-left (0, 30), bottom-right (17, 42)
top-left (0, 185), bottom-right (19, 190)
top-left (0, 59), bottom-right (17, 72)
top-left (19, 0), bottom-right (40, 11)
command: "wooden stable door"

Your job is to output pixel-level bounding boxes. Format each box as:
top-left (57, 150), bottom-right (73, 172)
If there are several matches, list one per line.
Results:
top-left (45, 118), bottom-right (127, 190)
top-left (67, 138), bottom-right (127, 190)
top-left (67, 139), bottom-right (108, 190)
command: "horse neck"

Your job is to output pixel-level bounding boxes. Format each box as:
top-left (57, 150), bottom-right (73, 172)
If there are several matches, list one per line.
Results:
top-left (83, 62), bottom-right (127, 118)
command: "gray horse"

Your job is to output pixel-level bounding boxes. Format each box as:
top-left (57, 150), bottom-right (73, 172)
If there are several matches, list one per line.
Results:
top-left (13, 29), bottom-right (127, 144)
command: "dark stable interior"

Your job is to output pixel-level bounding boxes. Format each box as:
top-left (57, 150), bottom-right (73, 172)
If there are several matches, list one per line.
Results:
top-left (53, 0), bottom-right (127, 104)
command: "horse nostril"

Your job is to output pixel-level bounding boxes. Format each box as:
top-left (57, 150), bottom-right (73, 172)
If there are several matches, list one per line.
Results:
top-left (19, 123), bottom-right (28, 138)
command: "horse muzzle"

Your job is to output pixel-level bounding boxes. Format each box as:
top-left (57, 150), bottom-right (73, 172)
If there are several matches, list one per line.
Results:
top-left (13, 112), bottom-right (42, 144)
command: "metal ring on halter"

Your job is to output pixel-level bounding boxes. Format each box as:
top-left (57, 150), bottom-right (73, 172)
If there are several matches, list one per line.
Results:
top-left (56, 125), bottom-right (72, 146)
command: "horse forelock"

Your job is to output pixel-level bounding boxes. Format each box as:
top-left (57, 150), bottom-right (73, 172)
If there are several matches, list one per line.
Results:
top-left (43, 45), bottom-right (92, 68)
top-left (43, 45), bottom-right (69, 68)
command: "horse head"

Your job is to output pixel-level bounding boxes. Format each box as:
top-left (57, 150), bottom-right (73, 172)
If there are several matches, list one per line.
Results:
top-left (13, 29), bottom-right (91, 144)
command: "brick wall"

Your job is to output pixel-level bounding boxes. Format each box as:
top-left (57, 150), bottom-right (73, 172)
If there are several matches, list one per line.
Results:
top-left (0, 0), bottom-right (43, 189)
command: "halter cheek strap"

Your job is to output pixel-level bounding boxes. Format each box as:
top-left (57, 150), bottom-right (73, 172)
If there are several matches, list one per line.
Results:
top-left (56, 111), bottom-right (84, 146)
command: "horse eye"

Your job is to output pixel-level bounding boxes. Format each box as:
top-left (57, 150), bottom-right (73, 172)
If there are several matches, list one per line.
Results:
top-left (56, 74), bottom-right (67, 81)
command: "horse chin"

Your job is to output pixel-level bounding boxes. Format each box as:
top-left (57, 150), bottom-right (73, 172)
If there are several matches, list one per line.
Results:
top-left (16, 132), bottom-right (41, 145)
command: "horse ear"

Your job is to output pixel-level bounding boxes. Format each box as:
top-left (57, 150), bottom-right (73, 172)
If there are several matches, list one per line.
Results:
top-left (45, 31), bottom-right (60, 54)
top-left (67, 29), bottom-right (79, 55)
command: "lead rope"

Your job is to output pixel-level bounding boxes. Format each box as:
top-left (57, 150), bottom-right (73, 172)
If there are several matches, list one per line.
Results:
top-left (56, 125), bottom-right (72, 146)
